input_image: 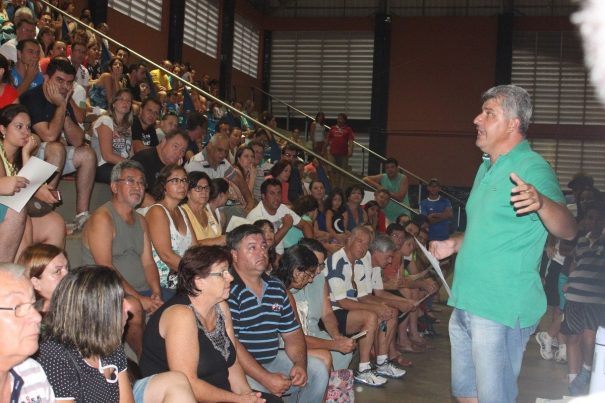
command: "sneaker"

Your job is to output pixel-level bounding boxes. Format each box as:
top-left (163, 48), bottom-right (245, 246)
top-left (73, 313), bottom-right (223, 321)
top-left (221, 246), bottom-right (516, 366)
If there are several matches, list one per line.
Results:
top-left (552, 338), bottom-right (559, 349)
top-left (66, 212), bottom-right (90, 234)
top-left (354, 369), bottom-right (388, 387)
top-left (375, 360), bottom-right (406, 379)
top-left (569, 367), bottom-right (591, 396)
top-left (555, 344), bottom-right (567, 363)
top-left (535, 331), bottom-right (554, 360)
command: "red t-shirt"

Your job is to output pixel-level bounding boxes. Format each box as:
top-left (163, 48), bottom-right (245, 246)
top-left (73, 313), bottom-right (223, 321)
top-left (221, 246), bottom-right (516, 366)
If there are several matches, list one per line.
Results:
top-left (0, 84), bottom-right (18, 108)
top-left (328, 125), bottom-right (354, 156)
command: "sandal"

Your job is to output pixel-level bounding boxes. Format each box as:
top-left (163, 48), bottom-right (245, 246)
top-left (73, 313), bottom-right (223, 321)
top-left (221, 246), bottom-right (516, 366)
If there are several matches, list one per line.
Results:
top-left (389, 354), bottom-right (413, 367)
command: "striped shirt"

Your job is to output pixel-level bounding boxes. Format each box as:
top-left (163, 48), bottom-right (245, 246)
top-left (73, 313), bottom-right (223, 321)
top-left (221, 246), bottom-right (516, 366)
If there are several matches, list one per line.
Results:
top-left (11, 358), bottom-right (55, 403)
top-left (565, 234), bottom-right (605, 304)
top-left (228, 271), bottom-right (300, 363)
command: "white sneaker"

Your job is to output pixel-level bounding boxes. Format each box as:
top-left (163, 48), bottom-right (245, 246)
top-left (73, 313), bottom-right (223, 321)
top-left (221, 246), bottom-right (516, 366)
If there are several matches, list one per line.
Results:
top-left (66, 212), bottom-right (90, 234)
top-left (375, 360), bottom-right (406, 379)
top-left (555, 344), bottom-right (567, 363)
top-left (536, 331), bottom-right (554, 360)
top-left (354, 369), bottom-right (388, 387)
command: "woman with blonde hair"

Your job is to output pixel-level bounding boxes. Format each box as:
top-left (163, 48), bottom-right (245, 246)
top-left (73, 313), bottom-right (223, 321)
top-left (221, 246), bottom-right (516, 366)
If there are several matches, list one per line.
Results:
top-left (18, 243), bottom-right (68, 312)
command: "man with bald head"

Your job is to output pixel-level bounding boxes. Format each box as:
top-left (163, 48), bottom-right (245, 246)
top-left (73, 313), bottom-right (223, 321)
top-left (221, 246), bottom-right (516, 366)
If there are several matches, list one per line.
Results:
top-left (185, 132), bottom-right (255, 212)
top-left (0, 264), bottom-right (55, 401)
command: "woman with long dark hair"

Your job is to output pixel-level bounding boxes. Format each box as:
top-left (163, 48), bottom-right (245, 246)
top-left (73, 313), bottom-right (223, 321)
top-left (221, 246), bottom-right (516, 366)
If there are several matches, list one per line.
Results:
top-left (146, 164), bottom-right (194, 296)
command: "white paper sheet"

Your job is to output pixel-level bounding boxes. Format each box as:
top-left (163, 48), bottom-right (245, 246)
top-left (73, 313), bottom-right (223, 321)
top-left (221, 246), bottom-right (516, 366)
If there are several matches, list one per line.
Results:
top-left (0, 157), bottom-right (57, 213)
top-left (414, 237), bottom-right (452, 298)
top-left (225, 215), bottom-right (251, 233)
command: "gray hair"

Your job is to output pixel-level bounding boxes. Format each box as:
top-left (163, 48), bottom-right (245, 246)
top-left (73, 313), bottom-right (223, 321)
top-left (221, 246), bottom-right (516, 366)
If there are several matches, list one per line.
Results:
top-left (0, 263), bottom-right (26, 279)
top-left (209, 132), bottom-right (229, 146)
top-left (369, 234), bottom-right (396, 254)
top-left (481, 85), bottom-right (532, 135)
top-left (110, 160), bottom-right (145, 183)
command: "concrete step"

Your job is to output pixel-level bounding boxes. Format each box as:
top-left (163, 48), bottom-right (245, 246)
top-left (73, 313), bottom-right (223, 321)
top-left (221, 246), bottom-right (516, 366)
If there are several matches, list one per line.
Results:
top-left (55, 179), bottom-right (111, 222)
top-left (55, 179), bottom-right (111, 268)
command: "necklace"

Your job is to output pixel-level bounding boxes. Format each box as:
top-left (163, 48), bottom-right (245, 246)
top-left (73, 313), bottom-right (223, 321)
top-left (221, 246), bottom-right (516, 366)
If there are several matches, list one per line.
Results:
top-left (189, 304), bottom-right (232, 362)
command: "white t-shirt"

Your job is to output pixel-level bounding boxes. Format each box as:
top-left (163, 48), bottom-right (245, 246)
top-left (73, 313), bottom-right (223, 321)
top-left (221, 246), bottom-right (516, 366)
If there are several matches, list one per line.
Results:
top-left (91, 114), bottom-right (132, 166)
top-left (246, 202), bottom-right (301, 254)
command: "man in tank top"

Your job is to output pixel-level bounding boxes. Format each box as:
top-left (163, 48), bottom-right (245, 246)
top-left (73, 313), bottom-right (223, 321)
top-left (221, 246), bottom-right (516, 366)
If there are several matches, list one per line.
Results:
top-left (81, 160), bottom-right (163, 358)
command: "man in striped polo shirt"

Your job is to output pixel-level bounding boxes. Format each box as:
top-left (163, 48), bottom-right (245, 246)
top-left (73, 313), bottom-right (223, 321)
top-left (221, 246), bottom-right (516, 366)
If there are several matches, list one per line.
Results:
top-left (227, 224), bottom-right (329, 401)
top-left (561, 202), bottom-right (605, 396)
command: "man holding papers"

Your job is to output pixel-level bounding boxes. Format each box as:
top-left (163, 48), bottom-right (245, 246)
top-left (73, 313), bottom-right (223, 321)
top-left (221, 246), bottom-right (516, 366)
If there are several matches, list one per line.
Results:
top-left (430, 85), bottom-right (577, 403)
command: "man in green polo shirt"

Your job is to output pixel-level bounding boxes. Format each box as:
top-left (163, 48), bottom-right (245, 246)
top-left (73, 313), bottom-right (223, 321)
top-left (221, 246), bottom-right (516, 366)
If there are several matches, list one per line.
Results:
top-left (430, 85), bottom-right (577, 403)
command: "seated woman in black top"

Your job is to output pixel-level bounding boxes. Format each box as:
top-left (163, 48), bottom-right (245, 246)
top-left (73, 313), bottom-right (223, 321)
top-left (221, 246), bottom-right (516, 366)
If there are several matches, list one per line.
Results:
top-left (140, 245), bottom-right (282, 403)
top-left (37, 265), bottom-right (195, 403)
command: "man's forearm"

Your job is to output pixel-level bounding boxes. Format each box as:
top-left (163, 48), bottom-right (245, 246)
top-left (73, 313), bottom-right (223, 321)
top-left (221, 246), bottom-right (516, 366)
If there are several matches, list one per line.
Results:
top-left (283, 329), bottom-right (307, 368)
top-left (538, 198), bottom-right (577, 241)
top-left (45, 103), bottom-right (68, 141)
top-left (234, 339), bottom-right (271, 384)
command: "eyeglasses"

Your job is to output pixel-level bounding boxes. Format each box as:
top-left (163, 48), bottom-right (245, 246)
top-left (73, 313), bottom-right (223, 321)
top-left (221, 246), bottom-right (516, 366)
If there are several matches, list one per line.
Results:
top-left (207, 270), bottom-right (231, 279)
top-left (167, 177), bottom-right (188, 185)
top-left (192, 185), bottom-right (210, 192)
top-left (301, 270), bottom-right (317, 281)
top-left (0, 301), bottom-right (36, 318)
top-left (115, 177), bottom-right (146, 187)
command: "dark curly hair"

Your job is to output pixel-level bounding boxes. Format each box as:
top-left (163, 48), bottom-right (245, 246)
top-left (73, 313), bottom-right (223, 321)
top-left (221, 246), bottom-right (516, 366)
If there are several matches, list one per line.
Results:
top-left (292, 195), bottom-right (319, 217)
top-left (272, 244), bottom-right (318, 289)
top-left (151, 164), bottom-right (186, 201)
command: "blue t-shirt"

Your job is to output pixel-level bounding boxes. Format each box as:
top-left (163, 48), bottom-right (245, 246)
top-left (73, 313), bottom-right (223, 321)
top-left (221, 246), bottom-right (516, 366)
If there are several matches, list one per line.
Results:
top-left (420, 196), bottom-right (452, 241)
top-left (10, 69), bottom-right (43, 91)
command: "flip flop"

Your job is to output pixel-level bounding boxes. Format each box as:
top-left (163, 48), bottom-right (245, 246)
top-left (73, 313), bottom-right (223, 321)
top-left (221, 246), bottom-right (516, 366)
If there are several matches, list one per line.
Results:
top-left (390, 354), bottom-right (413, 367)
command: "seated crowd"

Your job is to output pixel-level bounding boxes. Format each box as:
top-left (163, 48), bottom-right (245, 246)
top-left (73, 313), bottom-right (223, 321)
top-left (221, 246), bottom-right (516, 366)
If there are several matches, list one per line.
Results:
top-left (0, 2), bottom-right (464, 402)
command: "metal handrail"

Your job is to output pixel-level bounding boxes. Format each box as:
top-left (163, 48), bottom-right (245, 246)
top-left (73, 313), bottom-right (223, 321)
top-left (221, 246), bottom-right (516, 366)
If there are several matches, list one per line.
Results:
top-left (253, 85), bottom-right (467, 207)
top-left (41, 0), bottom-right (417, 215)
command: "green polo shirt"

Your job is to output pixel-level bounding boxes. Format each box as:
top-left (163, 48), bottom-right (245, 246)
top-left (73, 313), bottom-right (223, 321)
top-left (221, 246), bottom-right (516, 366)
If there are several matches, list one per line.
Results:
top-left (450, 140), bottom-right (565, 328)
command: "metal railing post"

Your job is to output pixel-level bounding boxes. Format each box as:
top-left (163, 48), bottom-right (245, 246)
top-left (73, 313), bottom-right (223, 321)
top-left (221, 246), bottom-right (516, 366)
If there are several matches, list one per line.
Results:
top-left (361, 148), bottom-right (366, 176)
top-left (304, 119), bottom-right (309, 143)
top-left (286, 106), bottom-right (291, 131)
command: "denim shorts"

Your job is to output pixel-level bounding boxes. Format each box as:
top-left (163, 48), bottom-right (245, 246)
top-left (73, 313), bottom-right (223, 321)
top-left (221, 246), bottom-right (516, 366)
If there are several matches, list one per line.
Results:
top-left (132, 375), bottom-right (154, 403)
top-left (449, 308), bottom-right (536, 403)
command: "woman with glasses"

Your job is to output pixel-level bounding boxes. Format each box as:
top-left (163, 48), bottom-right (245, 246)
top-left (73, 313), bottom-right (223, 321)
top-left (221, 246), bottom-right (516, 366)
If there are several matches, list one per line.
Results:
top-left (90, 88), bottom-right (133, 183)
top-left (272, 244), bottom-right (348, 374)
top-left (146, 164), bottom-right (194, 297)
top-left (18, 243), bottom-right (68, 313)
top-left (182, 171), bottom-right (225, 245)
top-left (141, 245), bottom-right (280, 403)
top-left (38, 265), bottom-right (196, 403)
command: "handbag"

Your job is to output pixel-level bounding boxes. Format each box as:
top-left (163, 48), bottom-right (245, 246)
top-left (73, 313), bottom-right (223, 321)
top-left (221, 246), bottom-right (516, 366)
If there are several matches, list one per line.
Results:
top-left (325, 369), bottom-right (355, 403)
